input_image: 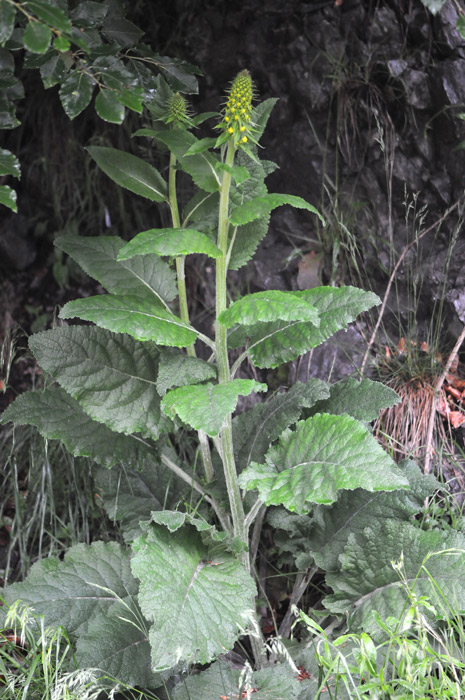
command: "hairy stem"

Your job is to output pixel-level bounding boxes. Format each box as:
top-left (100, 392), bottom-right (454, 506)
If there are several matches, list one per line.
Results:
top-left (215, 138), bottom-right (266, 668)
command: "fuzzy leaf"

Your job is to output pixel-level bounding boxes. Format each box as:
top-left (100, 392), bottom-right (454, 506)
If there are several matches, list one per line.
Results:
top-left (229, 194), bottom-right (324, 227)
top-left (228, 154), bottom-right (270, 270)
top-left (154, 130), bottom-right (221, 192)
top-left (173, 660), bottom-right (300, 700)
top-left (95, 459), bottom-right (190, 542)
top-left (325, 521), bottom-right (465, 637)
top-left (3, 541), bottom-right (138, 633)
top-left (156, 348), bottom-right (216, 395)
top-left (215, 162), bottom-right (250, 185)
top-left (1, 386), bottom-right (152, 469)
top-left (29, 326), bottom-right (166, 440)
top-left (59, 71), bottom-right (94, 119)
top-left (95, 88), bottom-right (125, 124)
top-left (161, 379), bottom-right (267, 437)
top-left (228, 286), bottom-right (380, 368)
top-left (60, 294), bottom-right (197, 347)
top-left (55, 234), bottom-right (177, 304)
top-left (233, 380), bottom-right (329, 469)
top-left (76, 601), bottom-right (161, 688)
top-left (0, 148), bottom-right (20, 178)
top-left (131, 523), bottom-right (256, 670)
top-left (239, 413), bottom-right (409, 513)
top-left (220, 291), bottom-right (319, 328)
top-left (0, 184), bottom-right (17, 212)
top-left (292, 461), bottom-right (439, 572)
top-left (22, 20), bottom-right (52, 53)
top-left (117, 227), bottom-right (222, 260)
top-left (86, 146), bottom-right (168, 201)
top-left (310, 465), bottom-right (439, 572)
top-left (308, 377), bottom-right (400, 422)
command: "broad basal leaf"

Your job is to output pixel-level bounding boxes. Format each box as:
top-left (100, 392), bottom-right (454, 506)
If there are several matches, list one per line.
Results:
top-left (86, 146), bottom-right (168, 201)
top-left (173, 660), bottom-right (300, 700)
top-left (29, 326), bottom-right (167, 440)
top-left (1, 386), bottom-right (151, 469)
top-left (76, 600), bottom-right (161, 688)
top-left (325, 520), bottom-right (465, 638)
top-left (156, 348), bottom-right (216, 395)
top-left (229, 193), bottom-right (324, 227)
top-left (297, 460), bottom-right (439, 572)
top-left (161, 379), bottom-right (267, 437)
top-left (220, 291), bottom-right (319, 328)
top-left (55, 234), bottom-right (177, 304)
top-left (233, 380), bottom-right (329, 469)
top-left (308, 377), bottom-right (400, 422)
top-left (238, 413), bottom-right (409, 513)
top-left (131, 523), bottom-right (256, 670)
top-left (228, 286), bottom-right (380, 368)
top-left (3, 541), bottom-right (137, 633)
top-left (60, 294), bottom-right (197, 347)
top-left (117, 227), bottom-right (222, 260)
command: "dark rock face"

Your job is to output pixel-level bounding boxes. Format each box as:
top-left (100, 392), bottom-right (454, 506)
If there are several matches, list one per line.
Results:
top-left (181, 0), bottom-right (465, 340)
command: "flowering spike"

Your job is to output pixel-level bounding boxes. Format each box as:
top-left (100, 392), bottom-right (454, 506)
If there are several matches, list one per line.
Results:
top-left (165, 92), bottom-right (193, 128)
top-left (220, 69), bottom-right (255, 147)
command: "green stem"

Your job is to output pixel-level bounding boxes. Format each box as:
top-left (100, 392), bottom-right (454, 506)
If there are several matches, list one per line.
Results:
top-left (168, 148), bottom-right (215, 484)
top-left (169, 150), bottom-right (194, 358)
top-left (215, 139), bottom-right (266, 667)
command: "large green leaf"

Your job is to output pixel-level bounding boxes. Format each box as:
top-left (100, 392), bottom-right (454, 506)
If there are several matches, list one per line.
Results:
top-left (75, 600), bottom-right (161, 688)
top-left (55, 234), bottom-right (177, 304)
top-left (325, 521), bottom-right (465, 638)
top-left (308, 461), bottom-right (440, 572)
top-left (307, 377), bottom-right (400, 422)
top-left (60, 294), bottom-right (197, 347)
top-left (233, 380), bottom-right (329, 469)
top-left (173, 660), bottom-right (300, 700)
top-left (117, 227), bottom-right (222, 260)
top-left (86, 146), bottom-right (168, 201)
top-left (0, 2), bottom-right (16, 44)
top-left (95, 87), bottom-right (125, 124)
top-left (238, 413), bottom-right (409, 513)
top-left (59, 71), bottom-right (94, 119)
top-left (3, 541), bottom-right (137, 633)
top-left (229, 193), bottom-right (324, 227)
top-left (161, 379), bottom-right (267, 437)
top-left (0, 386), bottom-right (151, 469)
top-left (2, 541), bottom-right (157, 687)
top-left (219, 291), bottom-right (320, 328)
top-left (131, 523), bottom-right (256, 671)
top-left (22, 20), bottom-right (52, 53)
top-left (156, 347), bottom-right (216, 395)
top-left (29, 326), bottom-right (167, 440)
top-left (228, 286), bottom-right (380, 368)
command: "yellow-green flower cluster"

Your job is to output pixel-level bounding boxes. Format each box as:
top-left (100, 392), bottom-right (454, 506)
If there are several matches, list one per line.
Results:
top-left (221, 69), bottom-right (254, 146)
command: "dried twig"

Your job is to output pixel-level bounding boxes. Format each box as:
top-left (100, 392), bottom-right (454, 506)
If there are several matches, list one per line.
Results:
top-left (360, 197), bottom-right (464, 376)
top-left (278, 567), bottom-right (317, 638)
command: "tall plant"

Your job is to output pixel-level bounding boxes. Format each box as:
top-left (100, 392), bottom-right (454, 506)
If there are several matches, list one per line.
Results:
top-left (3, 70), bottom-right (465, 697)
